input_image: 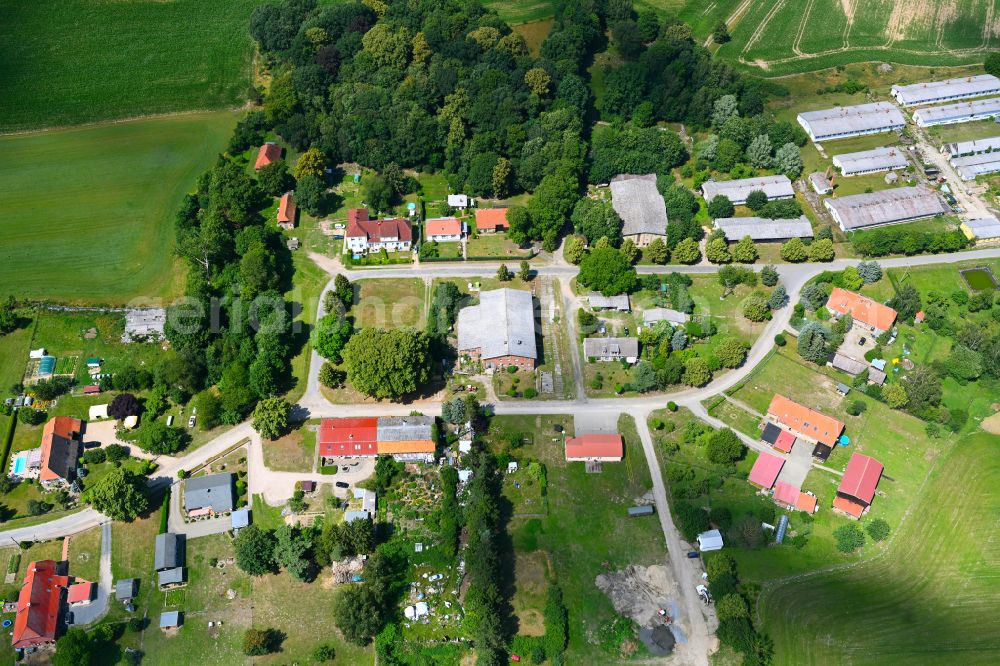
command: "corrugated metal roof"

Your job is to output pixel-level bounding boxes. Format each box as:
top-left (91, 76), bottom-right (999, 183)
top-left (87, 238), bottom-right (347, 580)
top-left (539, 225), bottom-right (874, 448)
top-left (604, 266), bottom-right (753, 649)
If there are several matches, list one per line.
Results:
top-left (457, 288), bottom-right (537, 361)
top-left (832, 146), bottom-right (908, 175)
top-left (588, 293), bottom-right (630, 310)
top-left (964, 216), bottom-right (1000, 238)
top-left (892, 74), bottom-right (1000, 106)
top-left (701, 175), bottom-right (794, 204)
top-left (610, 174), bottom-right (669, 237)
top-left (643, 308), bottom-right (689, 325)
top-left (797, 102), bottom-right (905, 140)
top-left (913, 96), bottom-right (1000, 126)
top-left (824, 186), bottom-right (948, 230)
top-left (944, 135), bottom-right (1000, 157)
top-left (376, 416), bottom-right (433, 442)
top-left (713, 216), bottom-right (813, 241)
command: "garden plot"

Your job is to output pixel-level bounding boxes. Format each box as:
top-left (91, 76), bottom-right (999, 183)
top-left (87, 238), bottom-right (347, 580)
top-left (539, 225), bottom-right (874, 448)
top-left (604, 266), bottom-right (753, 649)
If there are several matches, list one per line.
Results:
top-left (385, 465), bottom-right (444, 532)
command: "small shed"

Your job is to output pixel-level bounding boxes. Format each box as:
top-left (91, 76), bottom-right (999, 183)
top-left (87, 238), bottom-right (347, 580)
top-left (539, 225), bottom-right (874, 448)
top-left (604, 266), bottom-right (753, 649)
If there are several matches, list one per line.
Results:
top-left (116, 578), bottom-right (138, 602)
top-left (29, 348), bottom-right (47, 359)
top-left (836, 382), bottom-right (851, 396)
top-left (231, 509), bottom-right (250, 531)
top-left (628, 505), bottom-right (655, 517)
top-left (300, 481), bottom-right (316, 493)
top-left (82, 385), bottom-right (101, 395)
top-left (89, 404), bottom-right (110, 421)
top-left (697, 529), bottom-right (724, 552)
top-left (344, 510), bottom-right (370, 523)
top-left (447, 194), bottom-right (469, 208)
top-left (158, 567), bottom-right (186, 588)
top-left (160, 611), bottom-right (182, 630)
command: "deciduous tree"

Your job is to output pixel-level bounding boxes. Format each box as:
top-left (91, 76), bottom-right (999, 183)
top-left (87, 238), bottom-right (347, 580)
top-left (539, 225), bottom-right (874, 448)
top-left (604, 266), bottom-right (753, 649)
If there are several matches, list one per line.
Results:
top-left (342, 328), bottom-right (431, 399)
top-left (578, 247), bottom-right (637, 296)
top-left (731, 236), bottom-right (758, 263)
top-left (83, 467), bottom-right (149, 521)
top-left (252, 397), bottom-right (291, 440)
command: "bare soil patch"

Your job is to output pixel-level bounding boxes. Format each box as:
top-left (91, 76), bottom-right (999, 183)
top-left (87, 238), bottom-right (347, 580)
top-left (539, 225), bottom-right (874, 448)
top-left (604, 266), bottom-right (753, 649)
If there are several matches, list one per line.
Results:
top-left (981, 411), bottom-right (1000, 435)
top-left (595, 564), bottom-right (678, 628)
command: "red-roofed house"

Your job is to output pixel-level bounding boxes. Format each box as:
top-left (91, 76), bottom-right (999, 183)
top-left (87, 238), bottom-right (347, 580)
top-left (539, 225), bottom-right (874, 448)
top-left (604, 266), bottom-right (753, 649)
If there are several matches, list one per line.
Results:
top-left (772, 481), bottom-right (800, 508)
top-left (318, 418), bottom-right (378, 459)
top-left (82, 385), bottom-right (101, 395)
top-left (833, 453), bottom-right (884, 519)
top-left (345, 208), bottom-right (413, 255)
top-left (255, 142), bottom-right (282, 171)
top-left (67, 582), bottom-right (95, 607)
top-left (766, 394), bottom-right (845, 461)
top-left (475, 208), bottom-right (509, 233)
top-left (826, 288), bottom-right (897, 334)
top-left (425, 217), bottom-right (463, 242)
top-left (39, 417), bottom-right (82, 488)
top-left (277, 192), bottom-right (297, 230)
top-left (564, 434), bottom-right (624, 462)
top-left (12, 560), bottom-right (69, 650)
top-left (748, 452), bottom-right (784, 489)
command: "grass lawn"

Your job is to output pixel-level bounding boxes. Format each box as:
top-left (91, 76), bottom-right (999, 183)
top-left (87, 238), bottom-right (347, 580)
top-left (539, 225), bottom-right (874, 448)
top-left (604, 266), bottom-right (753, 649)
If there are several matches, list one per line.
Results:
top-left (762, 432), bottom-right (1000, 665)
top-left (67, 525), bottom-right (103, 583)
top-left (353, 278), bottom-right (427, 330)
top-left (466, 233), bottom-right (531, 259)
top-left (498, 413), bottom-right (667, 662)
top-left (262, 424), bottom-right (316, 473)
top-left (284, 253), bottom-right (328, 402)
top-left (0, 0), bottom-right (261, 131)
top-left (0, 112), bottom-right (238, 303)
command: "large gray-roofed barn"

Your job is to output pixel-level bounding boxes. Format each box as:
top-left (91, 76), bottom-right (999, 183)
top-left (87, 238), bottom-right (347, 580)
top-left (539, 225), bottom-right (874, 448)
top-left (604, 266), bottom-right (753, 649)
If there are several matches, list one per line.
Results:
top-left (609, 174), bottom-right (668, 242)
top-left (956, 157), bottom-right (1000, 181)
top-left (796, 102), bottom-right (905, 141)
top-left (184, 473), bottom-right (235, 514)
top-left (701, 175), bottom-right (794, 205)
top-left (963, 216), bottom-right (1000, 239)
top-left (377, 416), bottom-right (434, 442)
top-left (832, 147), bottom-right (908, 176)
top-left (824, 186), bottom-right (948, 231)
top-left (713, 216), bottom-right (813, 241)
top-left (944, 135), bottom-right (1000, 158)
top-left (892, 74), bottom-right (1000, 106)
top-left (457, 288), bottom-right (537, 361)
top-left (913, 97), bottom-right (1000, 127)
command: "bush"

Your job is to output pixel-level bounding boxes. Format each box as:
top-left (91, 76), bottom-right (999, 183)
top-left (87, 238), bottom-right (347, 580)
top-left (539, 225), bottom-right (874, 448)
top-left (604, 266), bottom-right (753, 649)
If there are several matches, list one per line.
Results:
top-left (82, 449), bottom-right (107, 465)
top-left (846, 400), bottom-right (867, 416)
top-left (833, 523), bottom-right (865, 553)
top-left (667, 401), bottom-right (678, 412)
top-left (523, 388), bottom-right (538, 399)
top-left (774, 333), bottom-right (786, 346)
top-left (865, 518), bottom-right (890, 542)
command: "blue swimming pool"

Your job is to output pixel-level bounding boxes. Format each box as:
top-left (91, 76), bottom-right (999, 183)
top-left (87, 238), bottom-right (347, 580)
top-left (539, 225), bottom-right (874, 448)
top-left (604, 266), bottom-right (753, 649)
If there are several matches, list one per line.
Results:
top-left (12, 455), bottom-right (26, 475)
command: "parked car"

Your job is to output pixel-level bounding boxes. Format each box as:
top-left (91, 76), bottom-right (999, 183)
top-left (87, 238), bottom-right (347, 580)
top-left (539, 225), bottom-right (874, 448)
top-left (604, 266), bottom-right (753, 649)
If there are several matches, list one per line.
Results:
top-left (686, 551), bottom-right (700, 559)
top-left (336, 481), bottom-right (350, 488)
top-left (188, 415), bottom-right (196, 428)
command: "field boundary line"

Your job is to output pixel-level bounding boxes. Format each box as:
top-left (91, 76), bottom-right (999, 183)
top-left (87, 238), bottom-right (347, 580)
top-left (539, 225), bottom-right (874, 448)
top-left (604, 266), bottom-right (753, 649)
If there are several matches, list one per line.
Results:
top-left (0, 106), bottom-right (247, 138)
top-left (741, 0), bottom-right (787, 58)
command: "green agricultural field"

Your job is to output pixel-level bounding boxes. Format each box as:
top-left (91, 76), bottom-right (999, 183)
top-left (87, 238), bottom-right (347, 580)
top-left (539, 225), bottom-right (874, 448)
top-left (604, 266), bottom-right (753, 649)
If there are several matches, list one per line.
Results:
top-left (762, 432), bottom-right (1000, 665)
top-left (0, 112), bottom-right (237, 304)
top-left (0, 0), bottom-right (262, 131)
top-left (716, 0), bottom-right (997, 75)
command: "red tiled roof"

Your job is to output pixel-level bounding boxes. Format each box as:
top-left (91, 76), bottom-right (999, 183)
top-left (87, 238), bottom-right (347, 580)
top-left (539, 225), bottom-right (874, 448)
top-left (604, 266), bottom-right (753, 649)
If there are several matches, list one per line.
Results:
top-left (277, 192), bottom-right (297, 224)
top-left (795, 492), bottom-right (818, 513)
top-left (475, 208), bottom-right (509, 230)
top-left (12, 560), bottom-right (68, 649)
top-left (377, 440), bottom-right (436, 455)
top-left (40, 417), bottom-right (82, 483)
top-left (773, 481), bottom-right (800, 507)
top-left (347, 208), bottom-right (369, 227)
top-left (346, 216), bottom-right (413, 244)
top-left (254, 142), bottom-right (281, 170)
top-left (833, 495), bottom-right (865, 518)
top-left (319, 418), bottom-right (378, 457)
top-left (767, 395), bottom-right (845, 447)
top-left (67, 582), bottom-right (94, 604)
top-left (837, 453), bottom-right (883, 504)
top-left (425, 217), bottom-right (462, 237)
top-left (773, 430), bottom-right (795, 453)
top-left (82, 385), bottom-right (100, 394)
top-left (564, 434), bottom-right (624, 460)
top-left (827, 288), bottom-right (897, 331)
top-left (748, 452), bottom-right (784, 489)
